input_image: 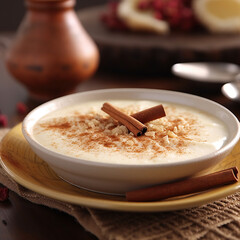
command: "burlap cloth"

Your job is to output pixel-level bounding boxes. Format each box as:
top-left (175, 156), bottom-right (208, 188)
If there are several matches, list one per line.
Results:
top-left (0, 129), bottom-right (240, 240)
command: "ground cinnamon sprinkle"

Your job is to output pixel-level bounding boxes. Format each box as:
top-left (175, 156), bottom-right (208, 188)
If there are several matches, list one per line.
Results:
top-left (37, 105), bottom-right (202, 159)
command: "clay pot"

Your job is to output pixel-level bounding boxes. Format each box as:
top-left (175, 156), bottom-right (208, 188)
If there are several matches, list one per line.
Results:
top-left (6, 0), bottom-right (99, 100)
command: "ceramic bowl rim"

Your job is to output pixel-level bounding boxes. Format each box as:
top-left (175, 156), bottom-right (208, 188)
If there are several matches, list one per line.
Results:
top-left (22, 88), bottom-right (240, 169)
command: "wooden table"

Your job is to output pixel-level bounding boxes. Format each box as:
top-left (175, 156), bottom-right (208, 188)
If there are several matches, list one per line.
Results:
top-left (0, 43), bottom-right (240, 240)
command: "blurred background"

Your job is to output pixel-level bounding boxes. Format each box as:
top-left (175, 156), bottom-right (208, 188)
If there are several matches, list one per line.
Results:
top-left (0, 0), bottom-right (107, 31)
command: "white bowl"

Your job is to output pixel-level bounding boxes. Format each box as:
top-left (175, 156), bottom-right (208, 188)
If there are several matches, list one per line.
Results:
top-left (22, 88), bottom-right (240, 195)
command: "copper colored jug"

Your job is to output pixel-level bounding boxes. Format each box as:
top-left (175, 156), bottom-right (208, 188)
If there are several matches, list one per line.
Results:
top-left (6, 0), bottom-right (99, 100)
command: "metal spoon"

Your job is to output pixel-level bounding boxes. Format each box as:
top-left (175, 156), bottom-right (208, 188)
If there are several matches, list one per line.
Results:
top-left (221, 81), bottom-right (240, 101)
top-left (171, 62), bottom-right (240, 101)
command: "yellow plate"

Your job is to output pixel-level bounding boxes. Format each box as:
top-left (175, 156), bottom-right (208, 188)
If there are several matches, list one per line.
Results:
top-left (0, 124), bottom-right (240, 212)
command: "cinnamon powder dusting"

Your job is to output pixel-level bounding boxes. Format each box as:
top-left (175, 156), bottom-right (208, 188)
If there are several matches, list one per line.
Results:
top-left (36, 105), bottom-right (203, 160)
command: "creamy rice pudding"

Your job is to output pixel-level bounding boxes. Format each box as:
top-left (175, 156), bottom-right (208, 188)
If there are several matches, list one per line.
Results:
top-left (33, 100), bottom-right (228, 164)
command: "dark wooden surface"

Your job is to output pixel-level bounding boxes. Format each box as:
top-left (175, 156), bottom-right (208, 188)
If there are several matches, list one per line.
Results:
top-left (1, 40), bottom-right (240, 240)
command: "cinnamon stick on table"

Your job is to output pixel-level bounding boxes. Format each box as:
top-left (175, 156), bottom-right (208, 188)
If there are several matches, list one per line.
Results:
top-left (131, 104), bottom-right (166, 123)
top-left (126, 167), bottom-right (239, 202)
top-left (101, 102), bottom-right (147, 136)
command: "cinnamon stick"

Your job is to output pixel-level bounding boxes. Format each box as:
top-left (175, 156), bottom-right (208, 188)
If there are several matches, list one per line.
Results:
top-left (126, 167), bottom-right (239, 202)
top-left (131, 104), bottom-right (166, 123)
top-left (101, 102), bottom-right (147, 136)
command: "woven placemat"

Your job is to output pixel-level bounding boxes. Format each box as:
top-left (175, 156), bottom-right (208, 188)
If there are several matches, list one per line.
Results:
top-left (0, 128), bottom-right (240, 240)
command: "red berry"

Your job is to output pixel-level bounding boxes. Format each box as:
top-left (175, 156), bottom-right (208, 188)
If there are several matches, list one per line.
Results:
top-left (101, 1), bottom-right (128, 31)
top-left (16, 102), bottom-right (28, 115)
top-left (155, 0), bottom-right (196, 31)
top-left (165, 7), bottom-right (181, 21)
top-left (154, 11), bottom-right (164, 20)
top-left (166, 0), bottom-right (182, 9)
top-left (0, 114), bottom-right (8, 127)
top-left (109, 1), bottom-right (119, 14)
top-left (138, 0), bottom-right (152, 10)
top-left (152, 0), bottom-right (165, 11)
